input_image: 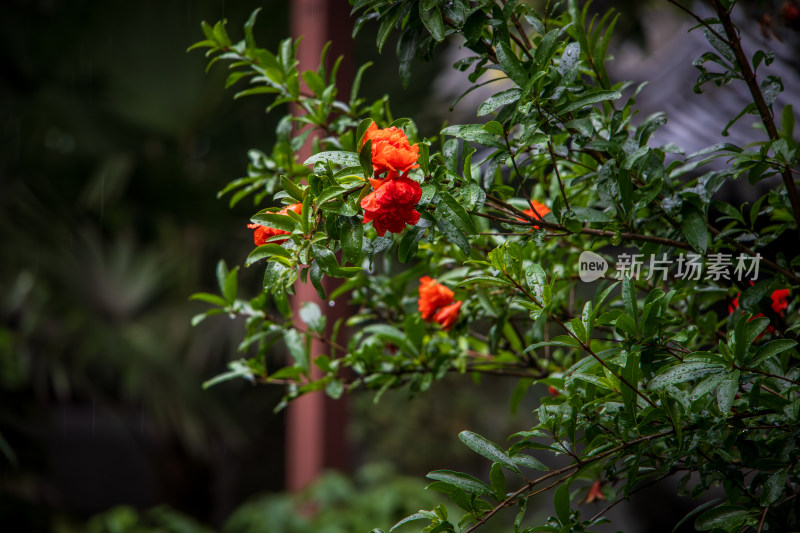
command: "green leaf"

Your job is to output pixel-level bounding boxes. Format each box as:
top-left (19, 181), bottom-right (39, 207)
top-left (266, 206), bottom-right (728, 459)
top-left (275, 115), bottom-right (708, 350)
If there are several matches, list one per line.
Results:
top-left (749, 339), bottom-right (797, 367)
top-left (243, 8), bottom-right (261, 49)
top-left (738, 279), bottom-right (774, 313)
top-left (398, 227), bottom-right (425, 263)
top-left (534, 26), bottom-right (560, 65)
top-left (420, 4), bottom-right (445, 42)
top-left (760, 469), bottom-right (787, 506)
top-left (280, 176), bottom-right (304, 202)
top-left (350, 62), bottom-right (373, 105)
top-left (761, 75), bottom-right (783, 106)
top-left (246, 244), bottom-right (292, 266)
top-left (426, 470), bottom-right (492, 495)
top-left (456, 276), bottom-right (514, 288)
top-left (250, 212), bottom-right (299, 233)
top-left (553, 484), bottom-right (570, 525)
top-left (694, 505), bottom-right (753, 531)
top-left (438, 190), bottom-right (478, 234)
top-left (436, 215), bottom-right (470, 255)
top-left (376, 3), bottom-right (403, 53)
top-left (510, 454), bottom-right (549, 471)
top-left (390, 513), bottom-right (429, 532)
top-left (299, 302), bottom-right (325, 333)
top-left (781, 104), bottom-right (795, 139)
top-left (558, 42), bottom-right (580, 75)
top-left (426, 482), bottom-right (473, 513)
top-left (223, 266), bottom-right (239, 303)
top-left (309, 261), bottom-right (326, 300)
top-left (621, 276), bottom-right (637, 329)
top-left (680, 203), bottom-right (709, 253)
top-left (190, 292), bottom-right (228, 308)
top-left (458, 431), bottom-right (520, 474)
top-left (649, 363), bottom-right (726, 389)
top-left (525, 264), bottom-right (550, 307)
top-left (312, 245), bottom-right (361, 278)
top-left (341, 217), bottom-right (364, 265)
top-left (440, 124), bottom-right (506, 150)
top-left (571, 207), bottom-right (611, 222)
top-left (477, 88), bottom-right (522, 117)
top-left (304, 151), bottom-right (360, 167)
top-left (490, 463), bottom-right (506, 499)
top-left (359, 139), bottom-right (374, 179)
top-left (496, 41), bottom-right (528, 86)
top-left (202, 360), bottom-right (253, 389)
top-left (558, 90), bottom-right (621, 114)
top-left (672, 498), bottom-right (724, 533)
top-left (284, 329), bottom-right (308, 372)
top-left (716, 370), bottom-right (739, 415)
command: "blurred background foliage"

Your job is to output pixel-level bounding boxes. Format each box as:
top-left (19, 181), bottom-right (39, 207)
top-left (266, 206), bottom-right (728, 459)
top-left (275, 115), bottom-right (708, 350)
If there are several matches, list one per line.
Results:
top-left (0, 0), bottom-right (491, 530)
top-left (2, 0), bottom-right (798, 531)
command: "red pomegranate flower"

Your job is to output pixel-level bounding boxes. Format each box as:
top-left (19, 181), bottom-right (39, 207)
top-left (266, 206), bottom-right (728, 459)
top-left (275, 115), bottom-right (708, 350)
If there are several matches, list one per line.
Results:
top-left (360, 175), bottom-right (422, 237)
top-left (418, 276), bottom-right (462, 331)
top-left (729, 287), bottom-right (791, 336)
top-left (433, 301), bottom-right (462, 331)
top-left (586, 481), bottom-right (606, 503)
top-left (520, 200), bottom-right (551, 229)
top-left (247, 202), bottom-right (302, 246)
top-left (363, 122), bottom-right (420, 178)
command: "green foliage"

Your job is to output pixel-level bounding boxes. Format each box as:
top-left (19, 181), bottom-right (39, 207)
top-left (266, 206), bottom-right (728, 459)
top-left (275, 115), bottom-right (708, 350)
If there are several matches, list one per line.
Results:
top-left (78, 465), bottom-right (439, 533)
top-left (190, 0), bottom-right (800, 532)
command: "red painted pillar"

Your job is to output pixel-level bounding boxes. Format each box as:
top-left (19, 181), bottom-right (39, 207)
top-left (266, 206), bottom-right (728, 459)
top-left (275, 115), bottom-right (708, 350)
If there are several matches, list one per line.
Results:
top-left (286, 0), bottom-right (352, 492)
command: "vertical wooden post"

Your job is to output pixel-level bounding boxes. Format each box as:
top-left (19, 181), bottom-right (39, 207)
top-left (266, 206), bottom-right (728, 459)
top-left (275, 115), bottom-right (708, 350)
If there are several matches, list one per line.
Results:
top-left (286, 0), bottom-right (352, 492)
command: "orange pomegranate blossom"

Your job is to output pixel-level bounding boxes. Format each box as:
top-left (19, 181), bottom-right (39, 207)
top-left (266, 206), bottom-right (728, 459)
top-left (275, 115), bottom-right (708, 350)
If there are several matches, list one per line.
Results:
top-left (360, 123), bottom-right (422, 237)
top-left (418, 276), bottom-right (462, 331)
top-left (247, 202), bottom-right (302, 245)
top-left (521, 200), bottom-right (551, 230)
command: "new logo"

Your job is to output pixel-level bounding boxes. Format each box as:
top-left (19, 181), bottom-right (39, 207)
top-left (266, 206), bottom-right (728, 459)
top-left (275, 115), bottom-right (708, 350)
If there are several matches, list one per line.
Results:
top-left (578, 251), bottom-right (608, 282)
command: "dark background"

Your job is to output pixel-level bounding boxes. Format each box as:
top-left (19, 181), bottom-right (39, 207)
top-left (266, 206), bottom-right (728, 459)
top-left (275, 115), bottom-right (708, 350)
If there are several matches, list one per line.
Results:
top-left (1, 0), bottom-right (798, 531)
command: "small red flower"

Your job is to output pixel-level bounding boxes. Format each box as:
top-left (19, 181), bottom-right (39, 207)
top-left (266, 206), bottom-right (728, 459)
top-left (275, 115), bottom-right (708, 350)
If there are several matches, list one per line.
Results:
top-left (586, 481), bottom-right (606, 503)
top-left (729, 287), bottom-right (791, 336)
top-left (360, 175), bottom-right (422, 236)
top-left (247, 202), bottom-right (302, 246)
top-left (418, 276), bottom-right (455, 320)
top-left (363, 122), bottom-right (420, 178)
top-left (770, 288), bottom-right (790, 314)
top-left (433, 301), bottom-right (462, 331)
top-left (418, 277), bottom-right (462, 330)
top-left (520, 200), bottom-right (551, 229)
top-left (547, 385), bottom-right (560, 398)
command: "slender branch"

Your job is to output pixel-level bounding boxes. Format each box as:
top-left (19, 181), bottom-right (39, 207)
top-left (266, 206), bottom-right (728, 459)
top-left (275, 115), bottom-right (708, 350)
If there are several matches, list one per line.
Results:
top-left (509, 32), bottom-right (535, 61)
top-left (510, 9), bottom-right (534, 50)
top-left (708, 0), bottom-right (800, 236)
top-left (463, 428), bottom-right (678, 533)
top-left (484, 194), bottom-right (692, 249)
top-left (736, 366), bottom-right (800, 387)
top-left (757, 505), bottom-right (769, 533)
top-left (504, 270), bottom-right (658, 409)
top-left (504, 132), bottom-right (543, 219)
top-left (666, 0), bottom-right (731, 45)
top-left (548, 140), bottom-right (571, 210)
